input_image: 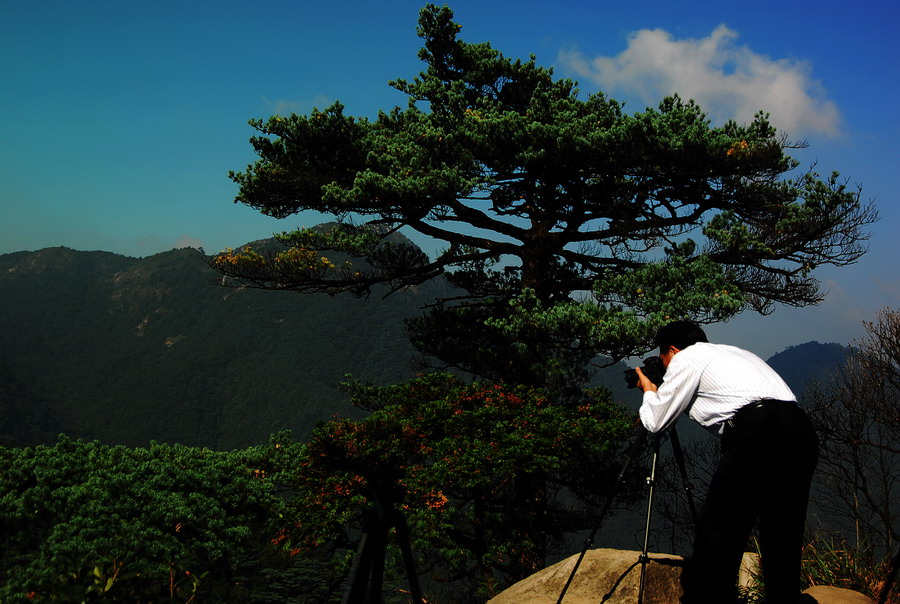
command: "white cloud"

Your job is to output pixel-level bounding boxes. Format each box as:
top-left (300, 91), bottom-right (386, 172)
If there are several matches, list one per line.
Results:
top-left (262, 94), bottom-right (333, 116)
top-left (559, 25), bottom-right (841, 138)
top-left (174, 234), bottom-right (205, 251)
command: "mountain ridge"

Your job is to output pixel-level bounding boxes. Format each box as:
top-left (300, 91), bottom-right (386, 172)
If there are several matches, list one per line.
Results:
top-left (0, 243), bottom-right (848, 449)
top-left (0, 242), bottom-right (450, 448)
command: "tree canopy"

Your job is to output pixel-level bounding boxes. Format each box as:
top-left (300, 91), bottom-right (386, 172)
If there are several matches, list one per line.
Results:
top-left (214, 4), bottom-right (875, 387)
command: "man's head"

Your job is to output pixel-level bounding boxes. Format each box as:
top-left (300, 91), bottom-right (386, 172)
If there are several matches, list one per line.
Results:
top-left (655, 321), bottom-right (708, 357)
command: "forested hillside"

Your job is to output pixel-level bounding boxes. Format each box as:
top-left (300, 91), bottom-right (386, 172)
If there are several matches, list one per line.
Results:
top-left (0, 242), bottom-right (454, 448)
top-left (0, 243), bottom-right (848, 450)
top-left (767, 341), bottom-right (848, 397)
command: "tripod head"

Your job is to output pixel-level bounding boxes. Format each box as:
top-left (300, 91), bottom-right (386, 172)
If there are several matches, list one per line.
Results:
top-left (362, 468), bottom-right (406, 515)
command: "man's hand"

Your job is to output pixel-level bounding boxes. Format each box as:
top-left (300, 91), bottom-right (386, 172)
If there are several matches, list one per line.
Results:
top-left (635, 367), bottom-right (658, 393)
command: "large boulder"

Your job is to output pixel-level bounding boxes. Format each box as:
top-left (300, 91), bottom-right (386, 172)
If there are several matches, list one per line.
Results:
top-left (488, 548), bottom-right (684, 604)
top-left (801, 585), bottom-right (874, 603)
top-left (487, 549), bottom-right (873, 603)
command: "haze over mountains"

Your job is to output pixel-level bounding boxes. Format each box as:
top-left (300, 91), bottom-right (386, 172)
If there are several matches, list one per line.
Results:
top-left (0, 242), bottom-right (848, 449)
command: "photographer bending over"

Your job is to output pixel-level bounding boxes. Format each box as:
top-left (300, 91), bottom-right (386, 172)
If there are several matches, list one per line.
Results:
top-left (635, 321), bottom-right (818, 604)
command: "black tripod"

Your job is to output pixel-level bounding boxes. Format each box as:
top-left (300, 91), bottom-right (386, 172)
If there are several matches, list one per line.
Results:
top-left (557, 425), bottom-right (697, 604)
top-left (342, 473), bottom-right (425, 604)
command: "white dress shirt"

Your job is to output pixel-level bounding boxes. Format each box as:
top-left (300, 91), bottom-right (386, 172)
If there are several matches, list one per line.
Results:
top-left (639, 342), bottom-right (796, 435)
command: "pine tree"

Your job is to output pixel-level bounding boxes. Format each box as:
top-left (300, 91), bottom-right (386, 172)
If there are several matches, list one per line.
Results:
top-left (215, 4), bottom-right (874, 393)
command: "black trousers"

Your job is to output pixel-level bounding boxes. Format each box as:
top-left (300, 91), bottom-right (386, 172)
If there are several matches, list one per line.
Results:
top-left (680, 401), bottom-right (819, 604)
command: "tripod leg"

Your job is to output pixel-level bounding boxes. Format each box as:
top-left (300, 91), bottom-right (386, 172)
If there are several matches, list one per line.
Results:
top-left (343, 529), bottom-right (376, 603)
top-left (638, 433), bottom-right (662, 604)
top-left (342, 511), bottom-right (388, 604)
top-left (557, 426), bottom-right (648, 604)
top-left (393, 511), bottom-right (425, 604)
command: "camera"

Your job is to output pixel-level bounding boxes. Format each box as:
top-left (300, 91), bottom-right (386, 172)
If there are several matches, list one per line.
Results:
top-left (624, 356), bottom-right (666, 389)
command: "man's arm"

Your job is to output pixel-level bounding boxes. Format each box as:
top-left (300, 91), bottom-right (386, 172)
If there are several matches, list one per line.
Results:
top-left (635, 367), bottom-right (657, 393)
top-left (637, 356), bottom-right (699, 433)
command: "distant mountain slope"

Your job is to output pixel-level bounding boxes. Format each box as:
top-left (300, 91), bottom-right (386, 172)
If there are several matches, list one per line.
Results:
top-left (766, 341), bottom-right (848, 398)
top-left (0, 243), bottom-right (454, 448)
top-left (0, 244), bottom-right (852, 449)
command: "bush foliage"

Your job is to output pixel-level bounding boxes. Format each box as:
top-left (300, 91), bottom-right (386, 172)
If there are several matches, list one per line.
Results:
top-left (283, 374), bottom-right (635, 597)
top-left (0, 436), bottom-right (345, 603)
top-left (0, 376), bottom-right (637, 602)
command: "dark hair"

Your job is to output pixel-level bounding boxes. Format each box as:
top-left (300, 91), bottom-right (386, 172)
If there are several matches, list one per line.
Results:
top-left (655, 321), bottom-right (708, 352)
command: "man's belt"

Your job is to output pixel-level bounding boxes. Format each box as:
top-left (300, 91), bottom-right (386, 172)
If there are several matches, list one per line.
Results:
top-left (724, 398), bottom-right (798, 432)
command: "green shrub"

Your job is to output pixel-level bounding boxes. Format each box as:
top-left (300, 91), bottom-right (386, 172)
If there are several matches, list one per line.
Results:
top-left (0, 436), bottom-right (344, 602)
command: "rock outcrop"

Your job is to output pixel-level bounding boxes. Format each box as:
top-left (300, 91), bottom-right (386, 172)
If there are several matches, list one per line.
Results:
top-left (488, 548), bottom-right (684, 604)
top-left (487, 549), bottom-right (874, 604)
top-left (801, 585), bottom-right (874, 603)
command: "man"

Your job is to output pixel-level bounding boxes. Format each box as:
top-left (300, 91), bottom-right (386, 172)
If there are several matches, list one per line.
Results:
top-left (635, 321), bottom-right (818, 604)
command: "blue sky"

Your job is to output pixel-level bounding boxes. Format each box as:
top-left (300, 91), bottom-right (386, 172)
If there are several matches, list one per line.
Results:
top-left (1, 0), bottom-right (898, 357)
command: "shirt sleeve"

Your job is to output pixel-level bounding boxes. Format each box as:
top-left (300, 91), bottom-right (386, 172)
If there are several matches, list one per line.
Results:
top-left (638, 353), bottom-right (702, 433)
